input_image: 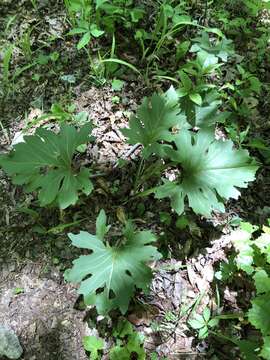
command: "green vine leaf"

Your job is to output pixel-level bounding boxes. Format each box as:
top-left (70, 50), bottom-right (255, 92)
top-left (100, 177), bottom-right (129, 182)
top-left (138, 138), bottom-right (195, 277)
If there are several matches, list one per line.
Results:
top-left (236, 340), bottom-right (260, 360)
top-left (0, 124), bottom-right (94, 209)
top-left (260, 336), bottom-right (270, 360)
top-left (231, 229), bottom-right (254, 275)
top-left (64, 210), bottom-right (161, 314)
top-left (254, 230), bottom-right (270, 264)
top-left (248, 294), bottom-right (270, 336)
top-left (155, 129), bottom-right (258, 216)
top-left (231, 222), bottom-right (270, 357)
top-left (253, 270), bottom-right (270, 294)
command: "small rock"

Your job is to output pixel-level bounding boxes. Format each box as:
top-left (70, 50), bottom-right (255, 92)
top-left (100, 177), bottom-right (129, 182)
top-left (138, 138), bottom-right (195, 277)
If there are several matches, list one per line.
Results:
top-left (28, 323), bottom-right (36, 336)
top-left (51, 317), bottom-right (58, 329)
top-left (0, 325), bottom-right (23, 359)
top-left (61, 320), bottom-right (70, 327)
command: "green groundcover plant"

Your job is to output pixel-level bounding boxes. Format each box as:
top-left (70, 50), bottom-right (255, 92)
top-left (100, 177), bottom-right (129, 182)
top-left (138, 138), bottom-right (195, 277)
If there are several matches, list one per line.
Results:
top-left (154, 129), bottom-right (258, 216)
top-left (2, 0), bottom-right (270, 357)
top-left (64, 209), bottom-right (161, 314)
top-left (82, 319), bottom-right (145, 359)
top-left (232, 223), bottom-right (270, 359)
top-left (122, 87), bottom-right (258, 216)
top-left (0, 124), bottom-right (94, 209)
top-left (214, 222), bottom-right (270, 359)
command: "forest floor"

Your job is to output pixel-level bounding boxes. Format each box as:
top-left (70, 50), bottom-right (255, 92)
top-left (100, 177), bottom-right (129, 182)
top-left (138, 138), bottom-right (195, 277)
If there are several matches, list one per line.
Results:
top-left (0, 84), bottom-right (226, 359)
top-left (1, 0), bottom-right (270, 359)
top-left (1, 83), bottom-right (267, 359)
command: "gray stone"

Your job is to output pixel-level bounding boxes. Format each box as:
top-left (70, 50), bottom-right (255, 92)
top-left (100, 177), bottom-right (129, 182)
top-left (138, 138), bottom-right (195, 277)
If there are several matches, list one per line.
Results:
top-left (0, 326), bottom-right (23, 359)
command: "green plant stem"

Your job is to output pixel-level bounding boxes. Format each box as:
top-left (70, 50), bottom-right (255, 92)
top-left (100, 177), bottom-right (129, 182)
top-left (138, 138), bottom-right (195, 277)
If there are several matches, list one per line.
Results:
top-left (131, 160), bottom-right (178, 199)
top-left (189, 291), bottom-right (206, 318)
top-left (134, 157), bottom-right (145, 192)
top-left (213, 313), bottom-right (245, 320)
top-left (209, 330), bottom-right (239, 346)
top-left (110, 33), bottom-right (116, 58)
top-left (0, 121), bottom-right (10, 143)
top-left (30, 0), bottom-right (37, 10)
top-left (86, 49), bottom-right (95, 72)
top-left (215, 285), bottom-right (221, 310)
top-left (59, 208), bottom-right (65, 222)
top-left (138, 38), bottom-right (147, 62)
top-left (3, 45), bottom-right (13, 91)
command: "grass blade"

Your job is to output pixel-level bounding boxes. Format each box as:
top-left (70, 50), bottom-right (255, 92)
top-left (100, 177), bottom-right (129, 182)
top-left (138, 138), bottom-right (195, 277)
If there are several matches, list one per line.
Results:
top-left (100, 58), bottom-right (141, 75)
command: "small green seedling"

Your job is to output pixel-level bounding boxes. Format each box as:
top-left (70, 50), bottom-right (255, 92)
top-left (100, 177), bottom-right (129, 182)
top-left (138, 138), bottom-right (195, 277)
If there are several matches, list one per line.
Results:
top-left (188, 307), bottom-right (219, 338)
top-left (68, 21), bottom-right (104, 50)
top-left (110, 319), bottom-right (146, 360)
top-left (13, 287), bottom-right (24, 295)
top-left (111, 79), bottom-right (124, 91)
top-left (83, 336), bottom-right (104, 360)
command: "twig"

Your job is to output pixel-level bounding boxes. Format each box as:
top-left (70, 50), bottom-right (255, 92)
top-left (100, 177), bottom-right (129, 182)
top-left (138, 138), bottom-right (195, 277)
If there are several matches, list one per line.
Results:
top-left (112, 143), bottom-right (141, 169)
top-left (124, 143), bottom-right (141, 158)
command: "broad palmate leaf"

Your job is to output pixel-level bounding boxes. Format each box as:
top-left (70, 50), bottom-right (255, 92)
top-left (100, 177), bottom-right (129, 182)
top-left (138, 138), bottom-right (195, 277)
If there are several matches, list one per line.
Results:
top-left (122, 86), bottom-right (187, 158)
top-left (155, 130), bottom-right (258, 216)
top-left (0, 124), bottom-right (94, 209)
top-left (64, 210), bottom-right (161, 314)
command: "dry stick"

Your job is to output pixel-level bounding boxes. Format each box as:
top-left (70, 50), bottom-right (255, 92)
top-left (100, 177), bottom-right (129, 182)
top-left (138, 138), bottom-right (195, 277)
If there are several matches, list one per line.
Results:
top-left (113, 143), bottom-right (142, 169)
top-left (124, 143), bottom-right (141, 158)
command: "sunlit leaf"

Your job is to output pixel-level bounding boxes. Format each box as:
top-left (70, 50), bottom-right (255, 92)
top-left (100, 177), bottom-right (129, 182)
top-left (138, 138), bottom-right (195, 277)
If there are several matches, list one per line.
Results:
top-left (155, 130), bottom-right (258, 216)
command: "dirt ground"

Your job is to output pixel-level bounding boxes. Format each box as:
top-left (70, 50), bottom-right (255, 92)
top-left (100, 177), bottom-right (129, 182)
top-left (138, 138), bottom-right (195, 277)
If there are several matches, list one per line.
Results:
top-left (0, 260), bottom-right (88, 360)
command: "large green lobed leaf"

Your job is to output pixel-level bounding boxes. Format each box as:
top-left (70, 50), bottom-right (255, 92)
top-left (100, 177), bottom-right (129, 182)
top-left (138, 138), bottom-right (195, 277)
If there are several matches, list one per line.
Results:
top-left (0, 124), bottom-right (94, 209)
top-left (122, 87), bottom-right (187, 158)
top-left (64, 210), bottom-right (161, 314)
top-left (155, 129), bottom-right (258, 216)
